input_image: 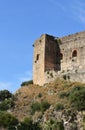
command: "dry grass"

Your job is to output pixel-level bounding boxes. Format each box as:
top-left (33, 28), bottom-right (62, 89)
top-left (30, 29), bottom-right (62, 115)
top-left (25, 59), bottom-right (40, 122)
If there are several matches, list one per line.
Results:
top-left (12, 78), bottom-right (85, 120)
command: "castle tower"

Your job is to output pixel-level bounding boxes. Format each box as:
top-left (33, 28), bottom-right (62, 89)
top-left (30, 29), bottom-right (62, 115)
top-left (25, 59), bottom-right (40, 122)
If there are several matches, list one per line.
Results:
top-left (33, 34), bottom-right (45, 86)
top-left (33, 31), bottom-right (85, 85)
top-left (33, 34), bottom-right (59, 86)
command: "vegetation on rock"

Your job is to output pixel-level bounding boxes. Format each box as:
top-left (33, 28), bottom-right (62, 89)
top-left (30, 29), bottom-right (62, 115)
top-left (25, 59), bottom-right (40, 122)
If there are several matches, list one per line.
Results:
top-left (43, 119), bottom-right (64, 130)
top-left (0, 111), bottom-right (18, 129)
top-left (31, 101), bottom-right (50, 114)
top-left (0, 90), bottom-right (15, 111)
top-left (21, 80), bottom-right (33, 86)
top-left (0, 79), bottom-right (85, 130)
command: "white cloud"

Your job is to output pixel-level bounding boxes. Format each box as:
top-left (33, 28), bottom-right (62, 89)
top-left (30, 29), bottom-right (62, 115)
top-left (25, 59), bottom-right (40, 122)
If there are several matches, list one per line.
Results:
top-left (0, 82), bottom-right (12, 90)
top-left (48, 0), bottom-right (85, 24)
top-left (70, 0), bottom-right (85, 23)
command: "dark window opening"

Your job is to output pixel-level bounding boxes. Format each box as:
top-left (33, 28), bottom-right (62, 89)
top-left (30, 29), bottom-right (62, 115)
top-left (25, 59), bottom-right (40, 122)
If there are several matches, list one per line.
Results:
top-left (72, 50), bottom-right (77, 57)
top-left (36, 54), bottom-right (40, 61)
top-left (60, 53), bottom-right (63, 60)
top-left (35, 54), bottom-right (40, 63)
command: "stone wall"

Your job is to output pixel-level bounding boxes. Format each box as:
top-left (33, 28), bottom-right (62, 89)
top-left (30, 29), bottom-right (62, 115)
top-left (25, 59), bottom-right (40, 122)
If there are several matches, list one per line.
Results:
top-left (33, 34), bottom-right (45, 86)
top-left (45, 34), bottom-right (60, 71)
top-left (33, 31), bottom-right (85, 86)
top-left (60, 31), bottom-right (85, 72)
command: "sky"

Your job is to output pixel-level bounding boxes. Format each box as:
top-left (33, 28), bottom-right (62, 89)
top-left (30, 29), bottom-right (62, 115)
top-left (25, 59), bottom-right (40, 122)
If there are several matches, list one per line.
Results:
top-left (0, 0), bottom-right (85, 92)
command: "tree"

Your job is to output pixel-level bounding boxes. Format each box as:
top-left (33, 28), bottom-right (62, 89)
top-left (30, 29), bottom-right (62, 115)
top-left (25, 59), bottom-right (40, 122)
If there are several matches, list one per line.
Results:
top-left (0, 90), bottom-right (13, 101)
top-left (0, 111), bottom-right (18, 129)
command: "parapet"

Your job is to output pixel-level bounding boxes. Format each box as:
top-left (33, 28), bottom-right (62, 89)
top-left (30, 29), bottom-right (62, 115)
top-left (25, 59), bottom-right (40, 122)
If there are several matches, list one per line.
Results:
top-left (60, 31), bottom-right (85, 43)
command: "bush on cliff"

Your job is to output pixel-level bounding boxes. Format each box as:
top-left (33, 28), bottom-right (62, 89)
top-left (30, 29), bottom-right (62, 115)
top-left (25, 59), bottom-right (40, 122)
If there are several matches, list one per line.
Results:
top-left (0, 111), bottom-right (18, 129)
top-left (31, 101), bottom-right (50, 114)
top-left (17, 117), bottom-right (41, 130)
top-left (0, 90), bottom-right (13, 101)
top-left (69, 86), bottom-right (85, 110)
top-left (44, 119), bottom-right (64, 130)
top-left (21, 80), bottom-right (33, 86)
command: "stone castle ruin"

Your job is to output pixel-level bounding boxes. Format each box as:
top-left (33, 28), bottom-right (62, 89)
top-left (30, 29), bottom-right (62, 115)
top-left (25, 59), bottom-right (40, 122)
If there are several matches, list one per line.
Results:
top-left (33, 31), bottom-right (85, 86)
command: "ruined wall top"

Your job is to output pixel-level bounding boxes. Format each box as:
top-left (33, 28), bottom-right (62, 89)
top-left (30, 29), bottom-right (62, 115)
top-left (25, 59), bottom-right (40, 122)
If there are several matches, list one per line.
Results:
top-left (33, 34), bottom-right (55, 47)
top-left (33, 31), bottom-right (85, 47)
top-left (60, 31), bottom-right (85, 43)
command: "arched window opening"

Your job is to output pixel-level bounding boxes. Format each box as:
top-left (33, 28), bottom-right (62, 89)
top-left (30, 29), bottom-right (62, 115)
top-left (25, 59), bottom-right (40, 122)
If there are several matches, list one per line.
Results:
top-left (60, 53), bottom-right (63, 60)
top-left (72, 50), bottom-right (77, 58)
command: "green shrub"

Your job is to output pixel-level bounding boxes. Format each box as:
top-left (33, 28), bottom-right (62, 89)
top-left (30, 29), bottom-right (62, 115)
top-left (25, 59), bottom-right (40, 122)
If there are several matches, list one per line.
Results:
top-left (0, 90), bottom-right (13, 101)
top-left (69, 86), bottom-right (81, 94)
top-left (56, 103), bottom-right (64, 111)
top-left (69, 87), bottom-right (85, 110)
top-left (0, 111), bottom-right (18, 128)
top-left (59, 92), bottom-right (69, 98)
top-left (7, 126), bottom-right (16, 130)
top-left (60, 86), bottom-right (85, 111)
top-left (17, 117), bottom-right (33, 130)
top-left (0, 90), bottom-right (15, 111)
top-left (40, 101), bottom-right (50, 113)
top-left (44, 119), bottom-right (64, 130)
top-left (31, 101), bottom-right (50, 114)
top-left (31, 102), bottom-right (41, 114)
top-left (56, 121), bottom-right (65, 130)
top-left (21, 80), bottom-right (33, 86)
top-left (70, 122), bottom-right (77, 130)
top-left (56, 39), bottom-right (62, 45)
top-left (17, 117), bottom-right (41, 130)
top-left (0, 99), bottom-right (14, 111)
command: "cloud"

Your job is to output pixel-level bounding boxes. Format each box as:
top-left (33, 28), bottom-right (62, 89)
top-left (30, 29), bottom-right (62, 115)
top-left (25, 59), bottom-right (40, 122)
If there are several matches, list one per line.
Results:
top-left (48, 0), bottom-right (85, 24)
top-left (18, 70), bottom-right (32, 83)
top-left (0, 82), bottom-right (12, 90)
top-left (47, 0), bottom-right (66, 12)
top-left (70, 0), bottom-right (85, 23)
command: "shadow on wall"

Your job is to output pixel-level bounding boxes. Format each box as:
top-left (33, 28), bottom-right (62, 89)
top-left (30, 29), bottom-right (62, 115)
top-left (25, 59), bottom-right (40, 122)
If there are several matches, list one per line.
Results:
top-left (55, 39), bottom-right (62, 71)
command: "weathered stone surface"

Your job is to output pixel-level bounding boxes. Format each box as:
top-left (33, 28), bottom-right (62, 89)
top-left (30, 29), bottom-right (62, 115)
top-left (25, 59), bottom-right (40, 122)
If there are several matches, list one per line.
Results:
top-left (33, 31), bottom-right (85, 86)
top-left (43, 108), bottom-right (83, 130)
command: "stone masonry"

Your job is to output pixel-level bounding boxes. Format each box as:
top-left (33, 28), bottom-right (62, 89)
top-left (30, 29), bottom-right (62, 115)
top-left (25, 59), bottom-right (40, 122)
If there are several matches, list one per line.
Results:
top-left (33, 31), bottom-right (85, 86)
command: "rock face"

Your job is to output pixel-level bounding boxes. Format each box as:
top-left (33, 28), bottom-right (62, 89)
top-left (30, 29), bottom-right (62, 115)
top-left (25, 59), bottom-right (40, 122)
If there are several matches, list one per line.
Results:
top-left (33, 31), bottom-right (85, 86)
top-left (42, 108), bottom-right (83, 130)
top-left (12, 80), bottom-right (85, 130)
